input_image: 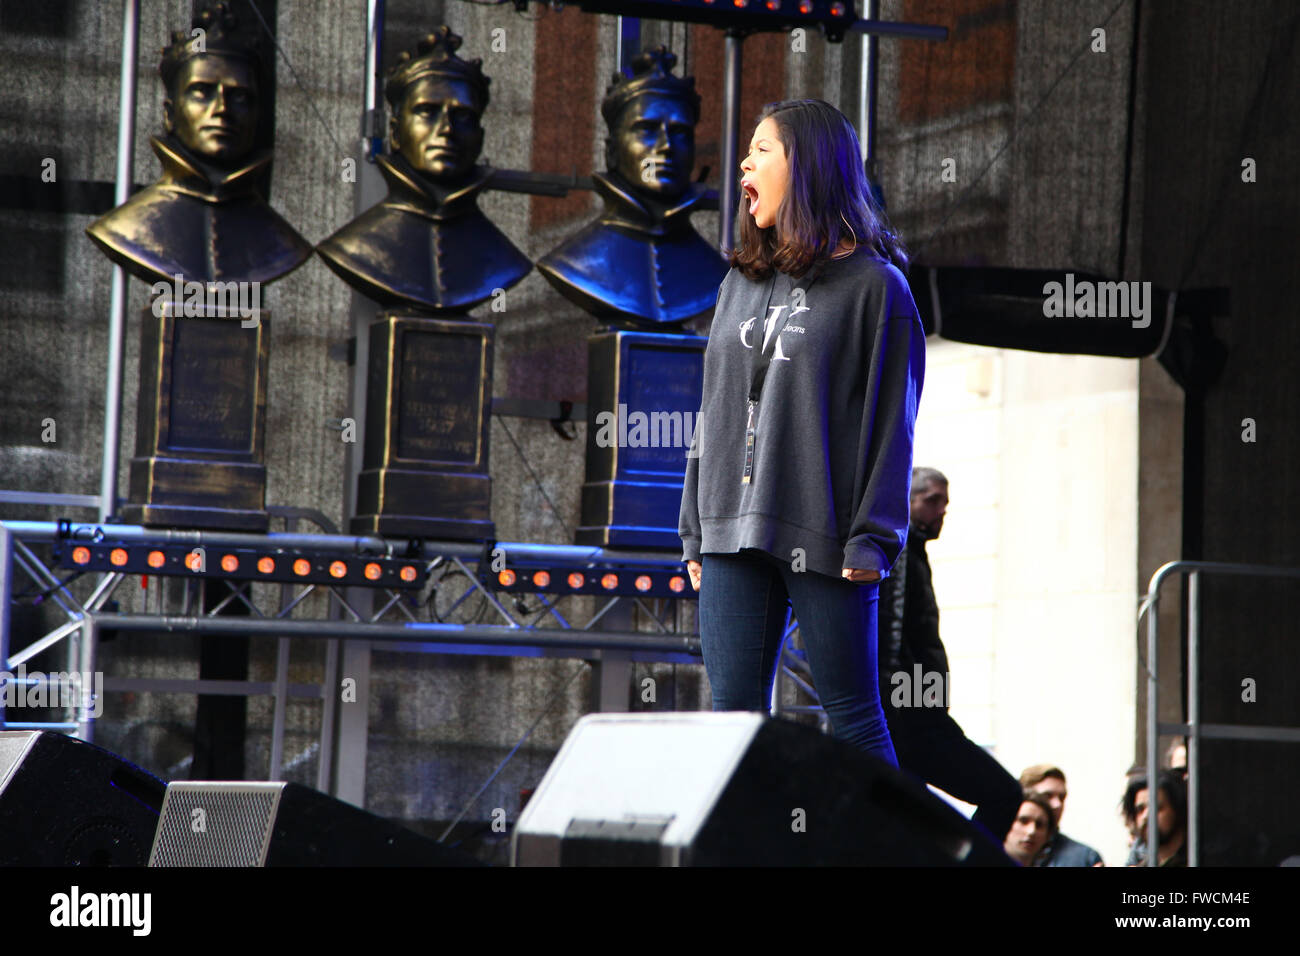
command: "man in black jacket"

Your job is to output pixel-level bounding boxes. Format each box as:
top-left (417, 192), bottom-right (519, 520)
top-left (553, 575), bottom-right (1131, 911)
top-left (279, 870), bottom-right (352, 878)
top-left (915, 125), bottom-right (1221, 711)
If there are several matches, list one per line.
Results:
top-left (877, 467), bottom-right (1022, 842)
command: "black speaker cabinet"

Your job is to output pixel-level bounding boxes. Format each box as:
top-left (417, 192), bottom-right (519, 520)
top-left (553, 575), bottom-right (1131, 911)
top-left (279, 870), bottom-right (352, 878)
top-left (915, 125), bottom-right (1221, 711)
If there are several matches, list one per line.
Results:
top-left (513, 713), bottom-right (1013, 866)
top-left (148, 781), bottom-right (483, 867)
top-left (0, 731), bottom-right (166, 866)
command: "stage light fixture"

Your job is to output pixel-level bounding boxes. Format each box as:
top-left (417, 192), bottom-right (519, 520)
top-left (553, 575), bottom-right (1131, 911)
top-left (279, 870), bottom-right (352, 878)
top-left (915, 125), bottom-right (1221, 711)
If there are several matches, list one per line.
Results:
top-left (54, 534), bottom-right (427, 591)
top-left (481, 555), bottom-right (695, 600)
top-left (575, 0), bottom-right (858, 41)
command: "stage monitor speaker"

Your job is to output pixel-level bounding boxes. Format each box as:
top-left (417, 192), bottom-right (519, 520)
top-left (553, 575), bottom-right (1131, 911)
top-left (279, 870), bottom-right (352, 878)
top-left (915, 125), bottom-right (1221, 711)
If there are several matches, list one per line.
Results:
top-left (0, 730), bottom-right (166, 866)
top-left (148, 781), bottom-right (483, 867)
top-left (512, 713), bottom-right (1013, 866)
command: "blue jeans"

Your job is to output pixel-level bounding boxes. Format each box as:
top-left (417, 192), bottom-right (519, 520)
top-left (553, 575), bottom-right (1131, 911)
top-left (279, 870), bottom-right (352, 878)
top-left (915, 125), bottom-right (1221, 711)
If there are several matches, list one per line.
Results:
top-left (699, 549), bottom-right (898, 766)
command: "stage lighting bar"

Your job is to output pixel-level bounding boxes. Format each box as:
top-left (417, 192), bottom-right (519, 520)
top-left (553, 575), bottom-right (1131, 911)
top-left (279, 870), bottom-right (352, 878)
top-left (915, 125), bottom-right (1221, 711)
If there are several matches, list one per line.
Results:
top-left (55, 541), bottom-right (426, 590)
top-left (576, 1), bottom-right (858, 41)
top-left (484, 563), bottom-right (693, 600)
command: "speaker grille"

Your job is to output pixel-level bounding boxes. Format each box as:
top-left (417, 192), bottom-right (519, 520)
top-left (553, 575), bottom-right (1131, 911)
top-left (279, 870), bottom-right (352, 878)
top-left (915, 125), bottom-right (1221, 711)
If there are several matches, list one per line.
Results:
top-left (149, 782), bottom-right (284, 867)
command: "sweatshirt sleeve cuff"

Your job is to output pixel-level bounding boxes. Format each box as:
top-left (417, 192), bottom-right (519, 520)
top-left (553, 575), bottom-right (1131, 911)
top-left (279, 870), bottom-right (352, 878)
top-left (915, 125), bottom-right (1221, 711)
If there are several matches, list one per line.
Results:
top-left (842, 537), bottom-right (888, 577)
top-left (680, 534), bottom-right (702, 563)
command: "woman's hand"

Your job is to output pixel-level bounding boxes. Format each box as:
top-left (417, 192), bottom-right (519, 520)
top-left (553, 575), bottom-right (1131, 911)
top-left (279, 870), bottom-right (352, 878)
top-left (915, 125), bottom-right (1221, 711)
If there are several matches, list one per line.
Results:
top-left (842, 568), bottom-right (881, 583)
top-left (687, 560), bottom-right (702, 592)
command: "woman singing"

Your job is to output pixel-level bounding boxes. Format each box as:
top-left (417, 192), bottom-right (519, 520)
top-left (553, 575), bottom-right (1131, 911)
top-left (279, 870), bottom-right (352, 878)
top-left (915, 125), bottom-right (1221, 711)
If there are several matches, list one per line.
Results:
top-left (678, 99), bottom-right (925, 764)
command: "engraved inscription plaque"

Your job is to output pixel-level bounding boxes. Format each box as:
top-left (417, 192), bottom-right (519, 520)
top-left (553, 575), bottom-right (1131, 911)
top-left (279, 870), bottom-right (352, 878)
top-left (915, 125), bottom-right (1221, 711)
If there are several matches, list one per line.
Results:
top-left (120, 304), bottom-right (270, 531)
top-left (396, 329), bottom-right (482, 465)
top-left (352, 313), bottom-right (494, 540)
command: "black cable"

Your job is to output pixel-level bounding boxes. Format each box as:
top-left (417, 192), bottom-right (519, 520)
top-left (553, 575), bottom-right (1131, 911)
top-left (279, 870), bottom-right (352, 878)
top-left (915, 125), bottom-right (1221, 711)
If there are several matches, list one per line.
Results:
top-left (1171, 8), bottom-right (1299, 292)
top-left (912, 0), bottom-right (1132, 260)
top-left (240, 0), bottom-right (349, 160)
top-left (10, 569), bottom-right (86, 606)
top-left (497, 416), bottom-right (573, 540)
top-left (1115, 0), bottom-right (1142, 278)
top-left (438, 659), bottom-right (588, 844)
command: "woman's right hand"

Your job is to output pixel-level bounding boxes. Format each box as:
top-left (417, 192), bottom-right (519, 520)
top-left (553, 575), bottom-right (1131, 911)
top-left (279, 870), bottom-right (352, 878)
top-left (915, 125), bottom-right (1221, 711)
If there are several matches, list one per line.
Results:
top-left (687, 560), bottom-right (702, 592)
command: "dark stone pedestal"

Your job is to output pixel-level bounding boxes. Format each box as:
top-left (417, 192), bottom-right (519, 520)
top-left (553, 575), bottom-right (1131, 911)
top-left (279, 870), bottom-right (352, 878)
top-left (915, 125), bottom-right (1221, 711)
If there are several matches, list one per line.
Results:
top-left (119, 302), bottom-right (270, 531)
top-left (576, 329), bottom-right (706, 549)
top-left (350, 313), bottom-right (494, 541)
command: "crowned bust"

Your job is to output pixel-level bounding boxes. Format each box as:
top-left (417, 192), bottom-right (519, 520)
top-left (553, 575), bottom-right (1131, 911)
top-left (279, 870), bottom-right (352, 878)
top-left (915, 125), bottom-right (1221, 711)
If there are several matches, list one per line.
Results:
top-left (316, 26), bottom-right (530, 314)
top-left (536, 46), bottom-right (727, 327)
top-left (86, 2), bottom-right (311, 286)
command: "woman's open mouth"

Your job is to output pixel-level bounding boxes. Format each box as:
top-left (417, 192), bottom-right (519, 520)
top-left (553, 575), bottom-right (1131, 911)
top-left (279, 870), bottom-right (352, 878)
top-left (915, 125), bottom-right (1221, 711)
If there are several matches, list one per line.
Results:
top-left (742, 180), bottom-right (759, 216)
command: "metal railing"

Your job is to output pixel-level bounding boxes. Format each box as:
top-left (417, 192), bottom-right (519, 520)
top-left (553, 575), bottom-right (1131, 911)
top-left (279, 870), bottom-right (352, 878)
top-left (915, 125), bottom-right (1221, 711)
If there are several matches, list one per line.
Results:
top-left (1142, 560), bottom-right (1300, 866)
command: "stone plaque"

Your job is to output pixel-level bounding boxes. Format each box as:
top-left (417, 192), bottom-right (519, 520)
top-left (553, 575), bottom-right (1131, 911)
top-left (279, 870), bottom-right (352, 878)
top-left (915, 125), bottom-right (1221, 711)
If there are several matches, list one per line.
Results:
top-left (395, 329), bottom-right (483, 465)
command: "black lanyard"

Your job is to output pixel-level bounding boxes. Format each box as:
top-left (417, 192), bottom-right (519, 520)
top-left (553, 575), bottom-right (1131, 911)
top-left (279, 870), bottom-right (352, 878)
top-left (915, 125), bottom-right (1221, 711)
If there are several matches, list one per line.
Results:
top-left (746, 263), bottom-right (824, 404)
top-left (742, 263), bottom-right (824, 484)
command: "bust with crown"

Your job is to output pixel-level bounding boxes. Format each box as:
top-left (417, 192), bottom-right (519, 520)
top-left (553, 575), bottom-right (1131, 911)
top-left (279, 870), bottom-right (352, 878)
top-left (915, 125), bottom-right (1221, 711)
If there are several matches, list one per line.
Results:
top-left (316, 26), bottom-right (530, 313)
top-left (537, 45), bottom-right (727, 328)
top-left (327, 28), bottom-right (516, 540)
top-left (553, 47), bottom-right (720, 549)
top-left (83, 3), bottom-right (310, 532)
top-left (86, 2), bottom-right (310, 286)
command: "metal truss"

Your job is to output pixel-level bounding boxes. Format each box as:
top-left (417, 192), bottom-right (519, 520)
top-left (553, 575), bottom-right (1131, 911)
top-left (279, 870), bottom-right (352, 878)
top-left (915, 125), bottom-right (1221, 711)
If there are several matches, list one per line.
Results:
top-left (0, 518), bottom-right (703, 791)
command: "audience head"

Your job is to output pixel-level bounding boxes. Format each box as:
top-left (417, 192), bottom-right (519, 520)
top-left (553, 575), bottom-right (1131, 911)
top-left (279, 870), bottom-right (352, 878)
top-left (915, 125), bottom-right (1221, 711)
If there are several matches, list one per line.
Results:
top-left (1122, 770), bottom-right (1187, 850)
top-left (909, 466), bottom-right (948, 539)
top-left (1004, 791), bottom-right (1057, 865)
top-left (1165, 737), bottom-right (1188, 779)
top-left (1020, 763), bottom-right (1068, 827)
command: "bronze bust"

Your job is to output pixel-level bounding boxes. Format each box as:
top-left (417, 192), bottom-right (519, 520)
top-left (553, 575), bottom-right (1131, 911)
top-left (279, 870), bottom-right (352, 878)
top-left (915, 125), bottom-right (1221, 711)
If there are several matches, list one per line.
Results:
top-left (316, 26), bottom-right (530, 313)
top-left (537, 46), bottom-right (726, 327)
top-left (86, 2), bottom-right (311, 286)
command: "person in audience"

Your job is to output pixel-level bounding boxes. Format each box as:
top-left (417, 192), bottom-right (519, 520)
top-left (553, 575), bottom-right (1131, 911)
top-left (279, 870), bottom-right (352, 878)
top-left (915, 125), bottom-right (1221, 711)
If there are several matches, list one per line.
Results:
top-left (1123, 770), bottom-right (1187, 867)
top-left (1003, 791), bottom-right (1056, 866)
top-left (1120, 763), bottom-right (1145, 845)
top-left (1019, 763), bottom-right (1104, 866)
top-left (876, 468), bottom-right (1023, 842)
top-left (1165, 737), bottom-right (1188, 780)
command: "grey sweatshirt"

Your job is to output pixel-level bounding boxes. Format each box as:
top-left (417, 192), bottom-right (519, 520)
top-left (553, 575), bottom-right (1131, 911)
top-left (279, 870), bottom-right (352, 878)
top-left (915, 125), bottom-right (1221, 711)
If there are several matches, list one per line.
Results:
top-left (678, 248), bottom-right (926, 579)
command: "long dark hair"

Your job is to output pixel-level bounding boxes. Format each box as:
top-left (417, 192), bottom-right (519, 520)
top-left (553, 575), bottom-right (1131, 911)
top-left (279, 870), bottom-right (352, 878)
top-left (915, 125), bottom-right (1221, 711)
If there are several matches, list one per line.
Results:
top-left (728, 98), bottom-right (907, 281)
